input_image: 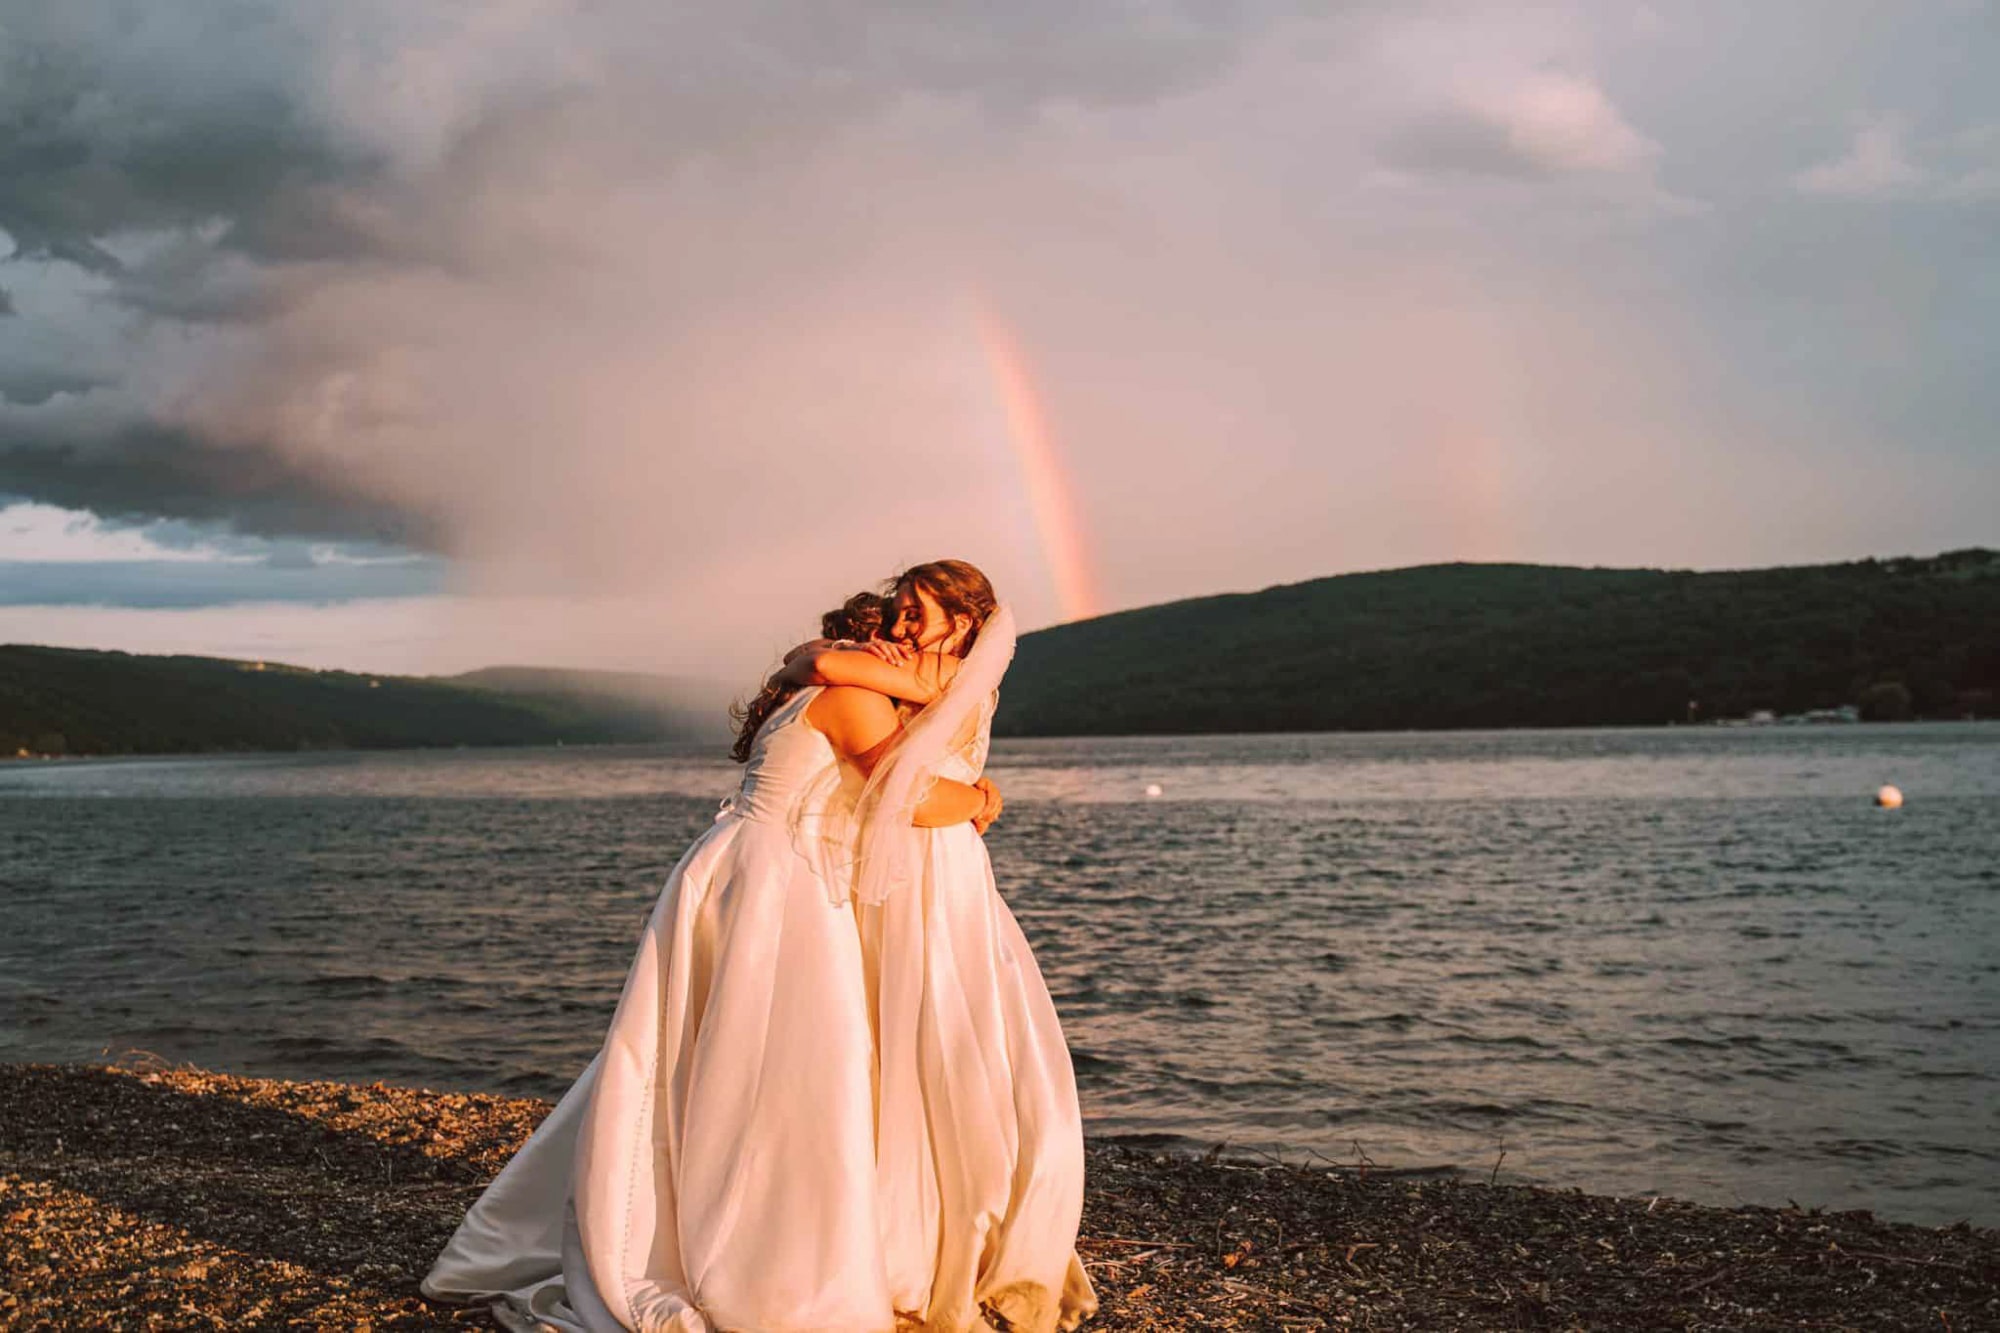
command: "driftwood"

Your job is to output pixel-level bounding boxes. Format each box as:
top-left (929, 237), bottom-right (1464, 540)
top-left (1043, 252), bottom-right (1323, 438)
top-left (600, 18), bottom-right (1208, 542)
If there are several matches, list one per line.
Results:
top-left (3, 1055), bottom-right (1996, 1331)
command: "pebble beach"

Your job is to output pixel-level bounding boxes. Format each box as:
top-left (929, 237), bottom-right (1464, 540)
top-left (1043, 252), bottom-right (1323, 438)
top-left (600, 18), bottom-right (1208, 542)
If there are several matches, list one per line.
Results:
top-left (3, 1056), bottom-right (1994, 1331)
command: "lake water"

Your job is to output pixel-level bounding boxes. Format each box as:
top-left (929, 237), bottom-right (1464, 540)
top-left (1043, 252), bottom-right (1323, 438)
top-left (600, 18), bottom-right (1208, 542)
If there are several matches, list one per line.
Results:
top-left (3, 724), bottom-right (1996, 1227)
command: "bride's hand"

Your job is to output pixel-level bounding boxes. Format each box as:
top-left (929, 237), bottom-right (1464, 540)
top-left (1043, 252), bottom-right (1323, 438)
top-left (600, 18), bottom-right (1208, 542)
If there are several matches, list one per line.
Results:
top-left (862, 640), bottom-right (912, 666)
top-left (972, 777), bottom-right (1004, 835)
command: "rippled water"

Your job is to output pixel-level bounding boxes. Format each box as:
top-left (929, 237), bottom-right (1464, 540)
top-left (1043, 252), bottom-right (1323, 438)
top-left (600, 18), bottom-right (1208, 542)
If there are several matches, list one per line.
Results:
top-left (3, 724), bottom-right (1996, 1226)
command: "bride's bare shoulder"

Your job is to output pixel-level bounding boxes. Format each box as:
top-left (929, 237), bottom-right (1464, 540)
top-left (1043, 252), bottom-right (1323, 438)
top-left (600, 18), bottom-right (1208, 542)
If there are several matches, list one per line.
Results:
top-left (805, 684), bottom-right (900, 755)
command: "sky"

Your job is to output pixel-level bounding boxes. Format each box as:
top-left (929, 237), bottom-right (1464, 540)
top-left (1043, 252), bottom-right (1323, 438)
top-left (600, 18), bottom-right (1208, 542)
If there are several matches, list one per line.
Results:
top-left (1, 1), bottom-right (1995, 681)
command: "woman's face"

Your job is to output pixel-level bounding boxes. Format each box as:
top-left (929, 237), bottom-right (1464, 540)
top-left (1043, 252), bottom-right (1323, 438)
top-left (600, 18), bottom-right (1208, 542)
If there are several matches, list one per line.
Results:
top-left (890, 583), bottom-right (965, 653)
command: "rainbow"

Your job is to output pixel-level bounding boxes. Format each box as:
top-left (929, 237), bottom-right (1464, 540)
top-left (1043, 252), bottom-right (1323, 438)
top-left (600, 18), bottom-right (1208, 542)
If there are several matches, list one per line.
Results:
top-left (975, 309), bottom-right (1102, 622)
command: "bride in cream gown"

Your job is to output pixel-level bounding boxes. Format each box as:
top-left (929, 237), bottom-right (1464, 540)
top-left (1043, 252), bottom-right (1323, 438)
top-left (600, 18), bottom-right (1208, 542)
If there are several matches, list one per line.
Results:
top-left (421, 562), bottom-right (1096, 1333)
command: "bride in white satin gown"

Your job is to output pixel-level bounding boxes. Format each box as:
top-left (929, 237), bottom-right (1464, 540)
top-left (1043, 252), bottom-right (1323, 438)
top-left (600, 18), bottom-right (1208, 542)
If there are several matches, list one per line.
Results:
top-left (421, 560), bottom-right (1098, 1333)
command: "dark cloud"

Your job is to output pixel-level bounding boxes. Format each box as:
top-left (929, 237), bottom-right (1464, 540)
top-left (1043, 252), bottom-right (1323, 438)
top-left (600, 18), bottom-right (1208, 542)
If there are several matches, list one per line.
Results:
top-left (0, 8), bottom-right (369, 268)
top-left (0, 1), bottom-right (1286, 548)
top-left (0, 368), bottom-right (102, 407)
top-left (0, 2), bottom-right (1276, 275)
top-left (107, 240), bottom-right (298, 325)
top-left (0, 422), bottom-right (437, 547)
top-left (0, 556), bottom-right (446, 609)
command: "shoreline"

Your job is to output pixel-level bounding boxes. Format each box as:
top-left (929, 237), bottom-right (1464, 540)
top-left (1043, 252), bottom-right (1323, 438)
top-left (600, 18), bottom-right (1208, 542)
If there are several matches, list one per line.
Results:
top-left (3, 1059), bottom-right (1994, 1330)
top-left (4, 716), bottom-right (1996, 766)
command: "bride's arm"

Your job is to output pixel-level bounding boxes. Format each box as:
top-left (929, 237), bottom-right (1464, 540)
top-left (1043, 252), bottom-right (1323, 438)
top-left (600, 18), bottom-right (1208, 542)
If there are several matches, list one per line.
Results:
top-left (807, 686), bottom-right (998, 828)
top-left (781, 637), bottom-right (837, 666)
top-left (777, 646), bottom-right (960, 704)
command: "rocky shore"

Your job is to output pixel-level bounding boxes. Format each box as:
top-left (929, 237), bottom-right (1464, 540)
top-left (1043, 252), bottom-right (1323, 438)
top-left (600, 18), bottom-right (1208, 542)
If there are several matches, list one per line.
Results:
top-left (2, 1058), bottom-right (1994, 1331)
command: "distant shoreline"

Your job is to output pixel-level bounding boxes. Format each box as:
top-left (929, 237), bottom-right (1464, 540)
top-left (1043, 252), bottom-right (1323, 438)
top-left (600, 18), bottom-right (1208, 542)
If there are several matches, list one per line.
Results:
top-left (5, 715), bottom-right (1995, 766)
top-left (0, 736), bottom-right (725, 763)
top-left (10, 550), bottom-right (1997, 755)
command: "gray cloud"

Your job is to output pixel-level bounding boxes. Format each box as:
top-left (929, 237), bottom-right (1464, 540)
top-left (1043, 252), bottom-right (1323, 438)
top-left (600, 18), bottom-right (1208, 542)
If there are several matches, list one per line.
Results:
top-left (1380, 72), bottom-right (1659, 182)
top-left (0, 7), bottom-right (369, 265)
top-left (0, 0), bottom-right (1289, 555)
top-left (0, 367), bottom-right (101, 407)
top-left (0, 556), bottom-right (445, 609)
top-left (108, 241), bottom-right (299, 325)
top-left (0, 2), bottom-right (1275, 271)
top-left (1385, 110), bottom-right (1554, 180)
top-left (0, 421), bottom-right (434, 546)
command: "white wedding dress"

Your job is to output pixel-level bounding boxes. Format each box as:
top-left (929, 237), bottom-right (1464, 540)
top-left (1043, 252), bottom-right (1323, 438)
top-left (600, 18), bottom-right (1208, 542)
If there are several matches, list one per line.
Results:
top-left (421, 677), bottom-right (1098, 1333)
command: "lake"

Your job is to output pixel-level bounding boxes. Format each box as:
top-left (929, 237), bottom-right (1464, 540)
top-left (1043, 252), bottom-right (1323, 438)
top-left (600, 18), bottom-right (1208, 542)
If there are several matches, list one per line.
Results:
top-left (3, 723), bottom-right (1996, 1226)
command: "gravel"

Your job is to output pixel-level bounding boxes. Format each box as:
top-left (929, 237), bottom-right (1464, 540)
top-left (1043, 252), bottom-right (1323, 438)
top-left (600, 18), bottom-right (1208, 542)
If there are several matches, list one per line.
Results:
top-left (3, 1057), bottom-right (1994, 1331)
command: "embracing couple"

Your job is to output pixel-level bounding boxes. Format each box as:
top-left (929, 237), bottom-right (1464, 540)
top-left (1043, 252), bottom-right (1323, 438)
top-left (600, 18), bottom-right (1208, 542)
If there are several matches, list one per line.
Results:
top-left (422, 560), bottom-right (1099, 1333)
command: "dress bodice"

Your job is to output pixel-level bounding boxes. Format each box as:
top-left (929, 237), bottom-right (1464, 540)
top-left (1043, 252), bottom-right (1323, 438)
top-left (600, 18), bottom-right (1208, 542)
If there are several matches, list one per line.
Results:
top-left (727, 686), bottom-right (839, 824)
top-left (728, 685), bottom-right (993, 826)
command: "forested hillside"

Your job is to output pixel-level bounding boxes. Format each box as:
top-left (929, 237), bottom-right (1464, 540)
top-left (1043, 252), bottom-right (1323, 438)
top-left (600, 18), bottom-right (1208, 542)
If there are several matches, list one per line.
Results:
top-left (8, 550), bottom-right (1995, 754)
top-left (0, 650), bottom-right (719, 757)
top-left (995, 549), bottom-right (2000, 735)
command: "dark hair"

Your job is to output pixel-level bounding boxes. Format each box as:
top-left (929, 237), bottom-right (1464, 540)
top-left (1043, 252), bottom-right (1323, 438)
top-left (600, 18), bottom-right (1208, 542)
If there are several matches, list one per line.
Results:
top-left (821, 591), bottom-right (887, 642)
top-left (729, 590), bottom-right (887, 764)
top-left (893, 559), bottom-right (998, 656)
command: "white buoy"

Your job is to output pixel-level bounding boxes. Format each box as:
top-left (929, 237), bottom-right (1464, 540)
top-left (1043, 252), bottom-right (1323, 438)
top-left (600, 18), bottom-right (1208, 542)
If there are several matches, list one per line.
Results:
top-left (1144, 783), bottom-right (1164, 798)
top-left (1875, 784), bottom-right (1904, 809)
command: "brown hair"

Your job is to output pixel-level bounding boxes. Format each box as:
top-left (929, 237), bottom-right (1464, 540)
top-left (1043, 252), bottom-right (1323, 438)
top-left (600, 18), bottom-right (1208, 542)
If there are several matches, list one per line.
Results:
top-left (893, 559), bottom-right (998, 656)
top-left (821, 591), bottom-right (887, 642)
top-left (729, 590), bottom-right (889, 764)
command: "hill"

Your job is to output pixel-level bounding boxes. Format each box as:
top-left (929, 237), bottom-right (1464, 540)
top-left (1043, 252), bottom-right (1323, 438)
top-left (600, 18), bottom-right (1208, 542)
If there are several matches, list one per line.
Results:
top-left (437, 666), bottom-right (728, 742)
top-left (7, 550), bottom-right (1996, 754)
top-left (995, 549), bottom-right (2000, 735)
top-left (0, 650), bottom-right (726, 757)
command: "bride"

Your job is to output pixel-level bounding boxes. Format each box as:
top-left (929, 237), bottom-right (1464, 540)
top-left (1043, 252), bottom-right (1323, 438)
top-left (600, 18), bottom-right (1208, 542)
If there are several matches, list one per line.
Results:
top-left (421, 560), bottom-right (1098, 1333)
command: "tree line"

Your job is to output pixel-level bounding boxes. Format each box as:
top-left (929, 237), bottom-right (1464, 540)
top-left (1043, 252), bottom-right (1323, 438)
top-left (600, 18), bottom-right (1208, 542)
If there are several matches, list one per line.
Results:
top-left (994, 549), bottom-right (2000, 736)
top-left (7, 550), bottom-right (1995, 755)
top-left (0, 649), bottom-right (704, 757)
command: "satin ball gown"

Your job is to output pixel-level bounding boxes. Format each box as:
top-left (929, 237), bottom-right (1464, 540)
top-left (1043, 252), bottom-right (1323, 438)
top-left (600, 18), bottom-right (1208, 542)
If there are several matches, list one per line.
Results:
top-left (420, 685), bottom-right (1097, 1332)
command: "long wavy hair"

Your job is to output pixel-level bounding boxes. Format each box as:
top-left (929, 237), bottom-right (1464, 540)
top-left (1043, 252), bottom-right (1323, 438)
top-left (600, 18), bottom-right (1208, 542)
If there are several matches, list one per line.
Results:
top-left (729, 592), bottom-right (887, 764)
top-left (893, 559), bottom-right (998, 657)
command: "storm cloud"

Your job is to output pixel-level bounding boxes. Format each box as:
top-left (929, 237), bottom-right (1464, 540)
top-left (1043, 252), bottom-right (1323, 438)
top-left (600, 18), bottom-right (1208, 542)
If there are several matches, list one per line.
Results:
top-left (0, 557), bottom-right (444, 609)
top-left (1, 0), bottom-right (1995, 670)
